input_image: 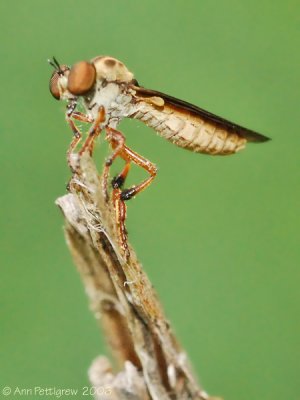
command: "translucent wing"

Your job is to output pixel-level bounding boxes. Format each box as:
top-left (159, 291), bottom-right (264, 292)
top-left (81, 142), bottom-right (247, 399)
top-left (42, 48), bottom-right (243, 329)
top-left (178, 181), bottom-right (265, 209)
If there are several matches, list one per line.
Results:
top-left (132, 84), bottom-right (270, 143)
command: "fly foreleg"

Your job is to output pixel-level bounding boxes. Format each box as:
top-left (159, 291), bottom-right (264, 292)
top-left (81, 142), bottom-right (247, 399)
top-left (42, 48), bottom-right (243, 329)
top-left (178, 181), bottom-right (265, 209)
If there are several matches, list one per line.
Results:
top-left (65, 115), bottom-right (83, 171)
top-left (71, 111), bottom-right (94, 123)
top-left (65, 109), bottom-right (94, 170)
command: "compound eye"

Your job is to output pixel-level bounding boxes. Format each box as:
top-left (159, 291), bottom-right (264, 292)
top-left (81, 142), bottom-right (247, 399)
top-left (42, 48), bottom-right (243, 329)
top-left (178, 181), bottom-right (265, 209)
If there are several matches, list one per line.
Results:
top-left (49, 71), bottom-right (60, 100)
top-left (67, 61), bottom-right (96, 96)
top-left (49, 65), bottom-right (70, 100)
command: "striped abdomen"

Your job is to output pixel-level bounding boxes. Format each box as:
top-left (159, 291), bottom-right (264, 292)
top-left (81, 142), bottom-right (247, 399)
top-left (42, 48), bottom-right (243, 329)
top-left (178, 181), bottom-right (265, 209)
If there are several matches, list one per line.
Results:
top-left (131, 101), bottom-right (246, 155)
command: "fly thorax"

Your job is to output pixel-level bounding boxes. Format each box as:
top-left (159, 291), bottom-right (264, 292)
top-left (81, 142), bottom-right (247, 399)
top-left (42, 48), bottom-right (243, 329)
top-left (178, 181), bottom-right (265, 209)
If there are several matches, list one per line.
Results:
top-left (83, 81), bottom-right (134, 127)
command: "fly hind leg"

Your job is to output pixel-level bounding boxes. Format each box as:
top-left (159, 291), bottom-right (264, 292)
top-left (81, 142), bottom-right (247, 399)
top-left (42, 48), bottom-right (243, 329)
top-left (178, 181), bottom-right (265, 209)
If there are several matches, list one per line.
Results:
top-left (112, 146), bottom-right (157, 259)
top-left (112, 162), bottom-right (131, 190)
top-left (103, 127), bottom-right (157, 259)
top-left (102, 127), bottom-right (127, 201)
top-left (103, 129), bottom-right (158, 200)
top-left (118, 146), bottom-right (158, 201)
top-left (112, 187), bottom-right (130, 259)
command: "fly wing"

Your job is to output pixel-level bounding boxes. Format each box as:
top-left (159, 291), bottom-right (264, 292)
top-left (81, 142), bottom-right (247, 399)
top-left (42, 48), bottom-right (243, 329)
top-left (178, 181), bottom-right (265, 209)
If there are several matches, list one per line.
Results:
top-left (131, 85), bottom-right (270, 143)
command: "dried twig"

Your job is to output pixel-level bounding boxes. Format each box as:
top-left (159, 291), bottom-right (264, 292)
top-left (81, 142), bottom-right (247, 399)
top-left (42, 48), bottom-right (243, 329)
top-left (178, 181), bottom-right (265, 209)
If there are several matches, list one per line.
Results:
top-left (56, 153), bottom-right (220, 400)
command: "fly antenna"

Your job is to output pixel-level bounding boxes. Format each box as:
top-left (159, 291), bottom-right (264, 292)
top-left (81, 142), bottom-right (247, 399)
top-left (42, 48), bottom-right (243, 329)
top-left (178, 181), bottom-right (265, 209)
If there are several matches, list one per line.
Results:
top-left (52, 56), bottom-right (61, 69)
top-left (47, 56), bottom-right (63, 74)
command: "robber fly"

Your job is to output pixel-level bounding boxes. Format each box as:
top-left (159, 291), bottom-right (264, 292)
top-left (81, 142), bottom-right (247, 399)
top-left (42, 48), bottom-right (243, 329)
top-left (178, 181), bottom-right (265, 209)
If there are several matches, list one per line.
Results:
top-left (49, 55), bottom-right (270, 258)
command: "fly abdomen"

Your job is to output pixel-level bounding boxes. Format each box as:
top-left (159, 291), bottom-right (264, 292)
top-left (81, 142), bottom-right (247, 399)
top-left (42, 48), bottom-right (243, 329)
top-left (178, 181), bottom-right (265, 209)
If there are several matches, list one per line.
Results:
top-left (131, 102), bottom-right (246, 155)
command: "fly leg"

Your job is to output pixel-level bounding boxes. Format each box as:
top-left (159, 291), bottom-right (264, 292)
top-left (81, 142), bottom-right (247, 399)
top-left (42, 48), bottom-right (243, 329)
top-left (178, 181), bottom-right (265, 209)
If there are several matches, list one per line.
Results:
top-left (103, 128), bottom-right (157, 258)
top-left (102, 127), bottom-right (157, 200)
top-left (65, 118), bottom-right (82, 171)
top-left (112, 146), bottom-right (157, 259)
top-left (110, 158), bottom-right (131, 258)
top-left (72, 111), bottom-right (94, 123)
top-left (79, 105), bottom-right (106, 156)
top-left (111, 162), bottom-right (131, 190)
top-left (65, 105), bottom-right (104, 192)
top-left (64, 116), bottom-right (84, 191)
top-left (100, 127), bottom-right (130, 257)
top-left (101, 127), bottom-right (127, 201)
top-left (118, 146), bottom-right (158, 201)
top-left (65, 117), bottom-right (86, 171)
top-left (112, 187), bottom-right (130, 259)
top-left (65, 105), bottom-right (94, 170)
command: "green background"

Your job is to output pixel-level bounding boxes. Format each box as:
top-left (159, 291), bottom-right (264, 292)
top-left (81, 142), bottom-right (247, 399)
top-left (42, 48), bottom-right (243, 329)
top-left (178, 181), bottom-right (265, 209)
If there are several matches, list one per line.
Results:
top-left (1, 1), bottom-right (299, 399)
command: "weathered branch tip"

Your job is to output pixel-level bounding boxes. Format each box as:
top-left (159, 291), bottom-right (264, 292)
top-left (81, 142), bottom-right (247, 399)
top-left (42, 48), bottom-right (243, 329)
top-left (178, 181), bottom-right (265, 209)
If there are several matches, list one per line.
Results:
top-left (56, 153), bottom-right (220, 400)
